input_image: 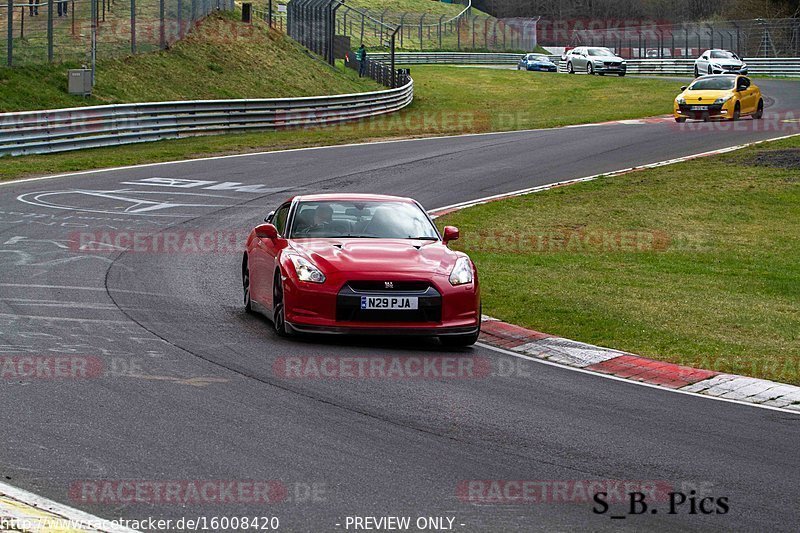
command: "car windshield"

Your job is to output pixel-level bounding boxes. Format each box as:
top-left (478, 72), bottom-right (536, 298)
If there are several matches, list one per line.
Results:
top-left (528, 55), bottom-right (547, 61)
top-left (289, 200), bottom-right (439, 240)
top-left (710, 50), bottom-right (736, 59)
top-left (689, 77), bottom-right (736, 90)
top-left (587, 48), bottom-right (614, 56)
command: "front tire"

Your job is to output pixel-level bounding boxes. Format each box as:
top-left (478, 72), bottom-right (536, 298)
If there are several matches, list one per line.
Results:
top-left (567, 62), bottom-right (574, 74)
top-left (242, 253), bottom-right (252, 313)
top-left (587, 63), bottom-right (594, 75)
top-left (707, 65), bottom-right (713, 75)
top-left (675, 117), bottom-right (686, 123)
top-left (618, 72), bottom-right (625, 77)
top-left (733, 102), bottom-right (741, 121)
top-left (273, 271), bottom-right (291, 337)
top-left (694, 66), bottom-right (699, 78)
top-left (753, 99), bottom-right (764, 119)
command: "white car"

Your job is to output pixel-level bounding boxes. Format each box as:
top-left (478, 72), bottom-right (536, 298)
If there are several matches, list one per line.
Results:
top-left (694, 49), bottom-right (748, 77)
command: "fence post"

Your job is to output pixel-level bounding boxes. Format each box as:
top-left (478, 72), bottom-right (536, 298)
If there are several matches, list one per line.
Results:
top-left (685, 26), bottom-right (689, 58)
top-left (131, 0), bottom-right (136, 53)
top-left (399, 12), bottom-right (405, 48)
top-left (19, 3), bottom-right (24, 39)
top-left (6, 0), bottom-right (12, 66)
top-left (438, 14), bottom-right (444, 49)
top-left (419, 13), bottom-right (424, 51)
top-left (390, 26), bottom-right (398, 87)
top-left (47, 0), bottom-right (53, 61)
top-left (177, 0), bottom-right (183, 39)
top-left (456, 17), bottom-right (460, 50)
top-left (159, 0), bottom-right (165, 49)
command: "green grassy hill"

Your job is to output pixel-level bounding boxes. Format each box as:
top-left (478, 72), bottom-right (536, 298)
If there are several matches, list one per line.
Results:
top-left (0, 12), bottom-right (380, 112)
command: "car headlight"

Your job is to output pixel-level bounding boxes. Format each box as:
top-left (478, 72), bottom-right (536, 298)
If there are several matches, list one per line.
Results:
top-left (288, 255), bottom-right (325, 283)
top-left (449, 257), bottom-right (474, 286)
top-left (713, 95), bottom-right (732, 104)
top-left (676, 96), bottom-right (686, 104)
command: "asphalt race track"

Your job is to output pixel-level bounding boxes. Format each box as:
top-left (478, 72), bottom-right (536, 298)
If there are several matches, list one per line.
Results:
top-left (2, 78), bottom-right (800, 532)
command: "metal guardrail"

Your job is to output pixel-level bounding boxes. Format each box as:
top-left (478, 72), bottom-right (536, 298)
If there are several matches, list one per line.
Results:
top-left (0, 80), bottom-right (414, 157)
top-left (370, 52), bottom-right (531, 64)
top-left (371, 52), bottom-right (800, 76)
top-left (613, 58), bottom-right (800, 77)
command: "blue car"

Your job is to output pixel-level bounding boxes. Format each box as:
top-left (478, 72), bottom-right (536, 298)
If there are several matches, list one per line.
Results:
top-left (517, 53), bottom-right (557, 72)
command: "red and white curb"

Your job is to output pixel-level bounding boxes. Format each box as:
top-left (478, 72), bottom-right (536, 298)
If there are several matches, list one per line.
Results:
top-left (430, 133), bottom-right (800, 414)
top-left (478, 317), bottom-right (800, 412)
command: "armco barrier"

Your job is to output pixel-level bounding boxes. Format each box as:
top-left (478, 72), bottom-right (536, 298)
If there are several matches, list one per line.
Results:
top-left (371, 52), bottom-right (800, 77)
top-left (370, 52), bottom-right (539, 64)
top-left (0, 80), bottom-right (413, 157)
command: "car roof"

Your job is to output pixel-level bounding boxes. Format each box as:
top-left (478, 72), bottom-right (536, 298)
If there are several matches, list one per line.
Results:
top-left (288, 193), bottom-right (416, 204)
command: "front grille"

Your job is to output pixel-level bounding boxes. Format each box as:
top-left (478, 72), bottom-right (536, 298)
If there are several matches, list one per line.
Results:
top-left (347, 280), bottom-right (431, 293)
top-left (604, 61), bottom-right (621, 66)
top-left (336, 282), bottom-right (442, 323)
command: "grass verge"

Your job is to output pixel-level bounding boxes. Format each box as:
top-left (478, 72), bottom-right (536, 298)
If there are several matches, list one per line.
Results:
top-left (0, 65), bottom-right (680, 181)
top-left (437, 136), bottom-right (800, 384)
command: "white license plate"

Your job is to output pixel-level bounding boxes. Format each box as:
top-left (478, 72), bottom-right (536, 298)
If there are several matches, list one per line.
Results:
top-left (691, 105), bottom-right (709, 111)
top-left (360, 296), bottom-right (418, 310)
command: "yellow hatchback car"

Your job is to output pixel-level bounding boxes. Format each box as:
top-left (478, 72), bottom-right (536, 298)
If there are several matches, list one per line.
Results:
top-left (674, 74), bottom-right (764, 122)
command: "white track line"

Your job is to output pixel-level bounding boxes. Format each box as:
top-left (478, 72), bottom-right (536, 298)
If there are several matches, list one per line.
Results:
top-left (0, 480), bottom-right (138, 533)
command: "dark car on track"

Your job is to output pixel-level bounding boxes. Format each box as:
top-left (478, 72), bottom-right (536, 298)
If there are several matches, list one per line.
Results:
top-left (517, 53), bottom-right (558, 72)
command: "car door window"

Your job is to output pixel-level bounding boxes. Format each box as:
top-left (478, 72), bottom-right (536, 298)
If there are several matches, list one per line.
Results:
top-left (272, 204), bottom-right (290, 237)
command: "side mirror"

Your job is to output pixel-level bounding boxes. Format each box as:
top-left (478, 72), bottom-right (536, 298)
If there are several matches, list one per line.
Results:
top-left (442, 226), bottom-right (460, 245)
top-left (255, 223), bottom-right (279, 240)
top-left (680, 85), bottom-right (687, 91)
top-left (264, 210), bottom-right (275, 223)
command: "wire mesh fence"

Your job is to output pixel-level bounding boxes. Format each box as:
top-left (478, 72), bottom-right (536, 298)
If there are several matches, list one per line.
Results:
top-left (337, 3), bottom-right (538, 52)
top-left (0, 0), bottom-right (233, 66)
top-left (569, 18), bottom-right (800, 59)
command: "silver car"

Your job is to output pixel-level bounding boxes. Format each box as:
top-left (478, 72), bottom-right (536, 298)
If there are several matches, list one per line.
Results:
top-left (565, 47), bottom-right (627, 76)
top-left (694, 49), bottom-right (748, 77)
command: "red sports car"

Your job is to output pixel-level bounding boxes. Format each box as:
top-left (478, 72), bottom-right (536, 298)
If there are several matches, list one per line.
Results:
top-left (242, 194), bottom-right (481, 346)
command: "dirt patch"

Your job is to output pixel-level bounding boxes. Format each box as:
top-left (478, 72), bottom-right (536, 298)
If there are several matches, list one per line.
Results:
top-left (742, 148), bottom-right (800, 171)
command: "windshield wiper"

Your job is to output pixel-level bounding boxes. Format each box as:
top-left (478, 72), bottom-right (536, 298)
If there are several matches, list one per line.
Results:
top-left (407, 236), bottom-right (439, 240)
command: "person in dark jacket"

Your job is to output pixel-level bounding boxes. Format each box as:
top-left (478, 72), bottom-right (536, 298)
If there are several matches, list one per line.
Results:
top-left (29, 0), bottom-right (39, 16)
top-left (356, 44), bottom-right (367, 77)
